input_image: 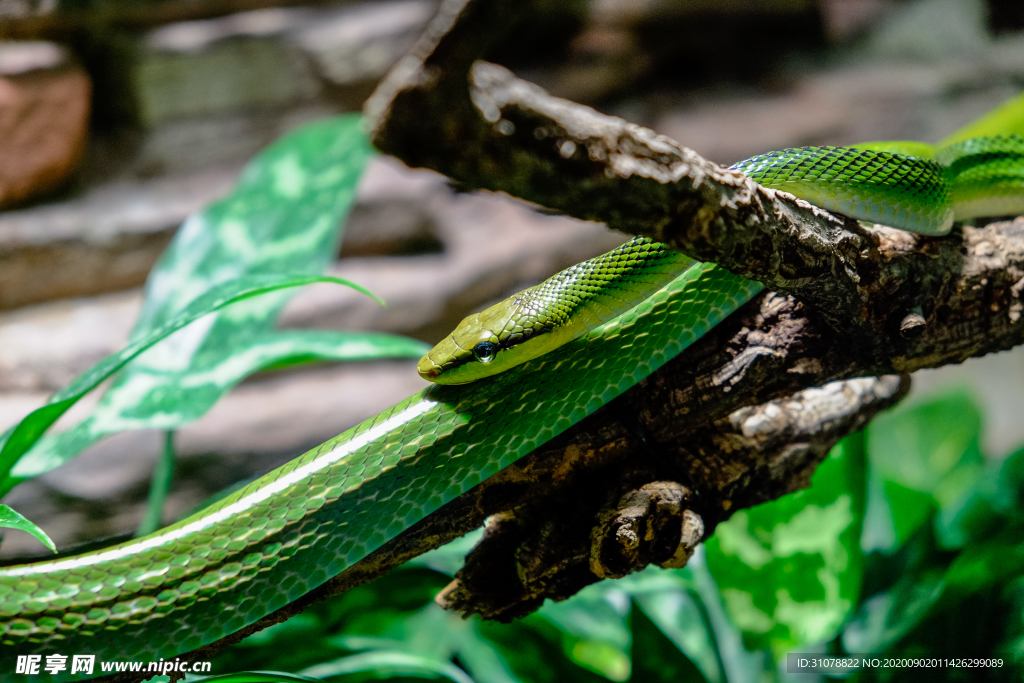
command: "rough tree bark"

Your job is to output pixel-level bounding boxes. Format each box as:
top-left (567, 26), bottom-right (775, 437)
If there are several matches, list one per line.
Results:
top-left (127, 0), bottom-right (1024, 678)
top-left (358, 0), bottom-right (1024, 617)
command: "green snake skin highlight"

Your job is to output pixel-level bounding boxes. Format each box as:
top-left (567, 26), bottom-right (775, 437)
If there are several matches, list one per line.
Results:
top-left (2, 134), bottom-right (1023, 677)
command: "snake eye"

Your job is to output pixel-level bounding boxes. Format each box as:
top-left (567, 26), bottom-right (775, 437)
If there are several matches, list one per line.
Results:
top-left (472, 341), bottom-right (499, 364)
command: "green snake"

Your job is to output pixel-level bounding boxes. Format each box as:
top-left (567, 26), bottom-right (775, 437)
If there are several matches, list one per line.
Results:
top-left (2, 123), bottom-right (1022, 678)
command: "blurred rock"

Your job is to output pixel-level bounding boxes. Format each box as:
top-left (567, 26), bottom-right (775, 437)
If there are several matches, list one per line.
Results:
top-left (294, 0), bottom-right (435, 87)
top-left (0, 41), bottom-right (89, 207)
top-left (0, 155), bottom-right (448, 311)
top-left (654, 42), bottom-right (1024, 164)
top-left (590, 0), bottom-right (817, 23)
top-left (862, 0), bottom-right (990, 61)
top-left (128, 1), bottom-right (436, 173)
top-left (524, 24), bottom-right (652, 105)
top-left (818, 0), bottom-right (896, 42)
top-left (0, 167), bottom-right (237, 311)
top-left (0, 289), bottom-right (142, 392)
top-left (0, 0), bottom-right (54, 19)
top-left (526, 0), bottom-right (823, 104)
top-left (0, 40), bottom-right (61, 72)
top-left (135, 9), bottom-right (319, 127)
top-left (134, 104), bottom-right (334, 175)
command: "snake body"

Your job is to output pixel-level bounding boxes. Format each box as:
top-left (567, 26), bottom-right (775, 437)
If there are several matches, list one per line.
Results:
top-left (2, 133), bottom-right (1022, 678)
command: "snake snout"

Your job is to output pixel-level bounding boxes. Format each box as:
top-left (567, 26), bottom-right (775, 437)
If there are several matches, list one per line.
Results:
top-left (417, 355), bottom-right (441, 380)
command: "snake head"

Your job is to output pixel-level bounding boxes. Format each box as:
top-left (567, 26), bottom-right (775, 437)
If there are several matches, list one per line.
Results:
top-left (418, 291), bottom-right (568, 385)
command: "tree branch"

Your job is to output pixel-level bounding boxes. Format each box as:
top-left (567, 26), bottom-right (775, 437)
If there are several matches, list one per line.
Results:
top-left (359, 0), bottom-right (1024, 613)
top-left (128, 0), bottom-right (1024, 674)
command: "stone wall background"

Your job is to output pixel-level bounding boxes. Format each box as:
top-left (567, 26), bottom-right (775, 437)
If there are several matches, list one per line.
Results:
top-left (0, 0), bottom-right (1023, 558)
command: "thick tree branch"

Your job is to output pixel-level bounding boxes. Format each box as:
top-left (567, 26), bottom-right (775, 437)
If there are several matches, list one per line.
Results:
top-left (128, 0), bottom-right (1023, 675)
top-left (359, 0), bottom-right (1024, 616)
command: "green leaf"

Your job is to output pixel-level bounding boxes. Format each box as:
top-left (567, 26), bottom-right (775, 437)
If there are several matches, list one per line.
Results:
top-left (0, 504), bottom-right (56, 553)
top-left (881, 481), bottom-right (936, 547)
top-left (842, 419), bottom-right (1024, 659)
top-left (842, 567), bottom-right (945, 654)
top-left (705, 433), bottom-right (867, 655)
top-left (863, 391), bottom-right (982, 552)
top-left (251, 331), bottom-right (430, 373)
top-left (406, 529), bottom-right (483, 577)
top-left (0, 273), bottom-right (370, 486)
top-left (942, 530), bottom-right (1024, 599)
top-left (14, 329), bottom-right (421, 484)
top-left (539, 583), bottom-right (631, 665)
top-left (862, 390), bottom-right (986, 552)
top-left (446, 625), bottom-right (522, 683)
top-left (937, 445), bottom-right (1024, 549)
top-left (300, 651), bottom-right (475, 683)
top-left (131, 115), bottom-right (373, 339)
top-left (628, 572), bottom-right (724, 683)
top-left (845, 528), bottom-right (1024, 661)
top-left (868, 391), bottom-right (983, 494)
top-left (473, 615), bottom-right (606, 683)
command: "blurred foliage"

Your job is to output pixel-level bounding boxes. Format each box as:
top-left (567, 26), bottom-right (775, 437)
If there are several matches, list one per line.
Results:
top-left (188, 389), bottom-right (1023, 683)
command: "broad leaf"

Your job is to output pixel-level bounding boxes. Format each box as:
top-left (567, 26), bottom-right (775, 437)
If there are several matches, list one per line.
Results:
top-left (194, 674), bottom-right (320, 683)
top-left (862, 391), bottom-right (985, 552)
top-left (301, 651), bottom-right (476, 683)
top-left (705, 433), bottom-right (867, 655)
top-left (0, 274), bottom-right (370, 487)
